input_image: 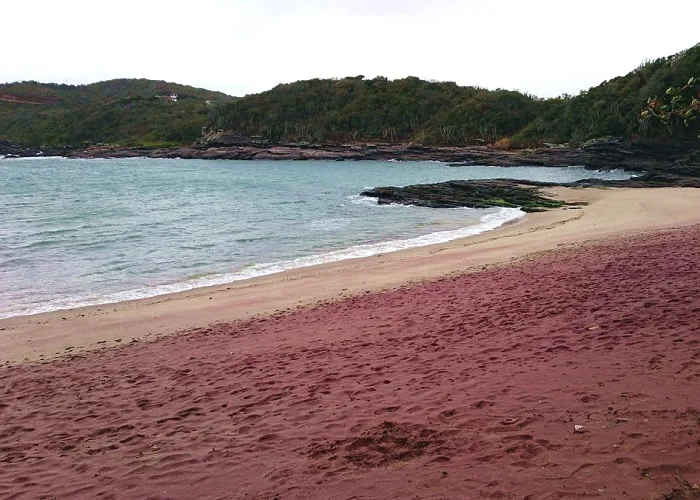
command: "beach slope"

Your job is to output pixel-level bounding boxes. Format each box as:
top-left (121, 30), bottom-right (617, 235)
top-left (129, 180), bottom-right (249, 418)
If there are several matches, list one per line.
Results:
top-left (1, 187), bottom-right (699, 363)
top-left (0, 187), bottom-right (699, 499)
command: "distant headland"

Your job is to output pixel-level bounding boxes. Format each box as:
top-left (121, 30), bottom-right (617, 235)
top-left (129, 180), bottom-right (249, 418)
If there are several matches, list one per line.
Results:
top-left (1, 44), bottom-right (698, 193)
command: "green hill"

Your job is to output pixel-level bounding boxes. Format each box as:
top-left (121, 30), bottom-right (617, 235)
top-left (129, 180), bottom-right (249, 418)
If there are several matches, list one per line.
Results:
top-left (512, 43), bottom-right (700, 145)
top-left (208, 76), bottom-right (542, 145)
top-left (209, 44), bottom-right (699, 147)
top-left (1, 44), bottom-right (697, 149)
top-left (0, 79), bottom-right (234, 147)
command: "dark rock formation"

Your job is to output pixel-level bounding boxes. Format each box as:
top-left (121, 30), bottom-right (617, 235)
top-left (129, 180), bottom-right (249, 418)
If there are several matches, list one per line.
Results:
top-left (360, 171), bottom-right (700, 213)
top-left (361, 180), bottom-right (574, 213)
top-left (0, 140), bottom-right (43, 158)
top-left (57, 137), bottom-right (699, 178)
top-left (445, 137), bottom-right (700, 176)
top-left (0, 140), bottom-right (67, 158)
top-left (5, 136), bottom-right (699, 190)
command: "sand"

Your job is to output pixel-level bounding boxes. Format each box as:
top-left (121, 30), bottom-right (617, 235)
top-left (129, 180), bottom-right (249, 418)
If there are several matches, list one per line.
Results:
top-left (0, 186), bottom-right (699, 499)
top-left (2, 187), bottom-right (700, 364)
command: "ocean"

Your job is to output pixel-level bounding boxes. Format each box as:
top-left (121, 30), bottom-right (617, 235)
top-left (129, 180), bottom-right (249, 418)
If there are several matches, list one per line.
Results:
top-left (0, 157), bottom-right (632, 319)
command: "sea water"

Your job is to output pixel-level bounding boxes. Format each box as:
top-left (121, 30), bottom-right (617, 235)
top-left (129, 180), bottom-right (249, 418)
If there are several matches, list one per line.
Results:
top-left (0, 157), bottom-right (632, 318)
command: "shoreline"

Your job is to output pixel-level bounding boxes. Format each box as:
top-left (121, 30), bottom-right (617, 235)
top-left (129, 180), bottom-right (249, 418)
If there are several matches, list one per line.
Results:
top-left (2, 185), bottom-right (700, 364)
top-left (1, 212), bottom-right (698, 498)
top-left (0, 205), bottom-right (525, 322)
top-left (2, 136), bottom-right (698, 176)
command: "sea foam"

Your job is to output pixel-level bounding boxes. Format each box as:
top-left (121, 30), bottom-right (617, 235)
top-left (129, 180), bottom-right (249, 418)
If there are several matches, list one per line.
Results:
top-left (2, 158), bottom-right (633, 321)
top-left (0, 207), bottom-right (523, 319)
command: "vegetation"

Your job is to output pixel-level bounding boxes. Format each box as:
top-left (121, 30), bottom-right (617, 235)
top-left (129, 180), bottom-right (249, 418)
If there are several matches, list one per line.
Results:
top-left (640, 77), bottom-right (699, 136)
top-left (208, 44), bottom-right (699, 147)
top-left (0, 79), bottom-right (233, 147)
top-left (1, 44), bottom-right (698, 148)
top-left (208, 76), bottom-right (541, 145)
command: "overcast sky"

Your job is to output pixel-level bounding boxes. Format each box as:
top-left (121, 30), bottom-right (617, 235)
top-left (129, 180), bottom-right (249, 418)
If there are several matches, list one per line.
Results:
top-left (2, 0), bottom-right (698, 98)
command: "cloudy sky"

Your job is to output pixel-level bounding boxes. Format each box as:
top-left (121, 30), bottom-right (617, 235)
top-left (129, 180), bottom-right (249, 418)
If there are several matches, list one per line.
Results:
top-left (2, 0), bottom-right (698, 98)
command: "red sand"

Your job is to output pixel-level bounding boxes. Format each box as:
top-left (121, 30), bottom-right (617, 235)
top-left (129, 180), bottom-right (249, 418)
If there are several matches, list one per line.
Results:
top-left (1, 226), bottom-right (699, 499)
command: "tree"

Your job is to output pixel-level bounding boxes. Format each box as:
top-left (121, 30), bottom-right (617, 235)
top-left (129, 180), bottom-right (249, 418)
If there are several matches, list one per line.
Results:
top-left (641, 77), bottom-right (699, 136)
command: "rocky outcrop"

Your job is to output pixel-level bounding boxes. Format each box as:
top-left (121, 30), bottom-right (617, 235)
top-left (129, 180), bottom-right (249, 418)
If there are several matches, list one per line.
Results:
top-left (360, 172), bottom-right (700, 214)
top-left (5, 137), bottom-right (699, 185)
top-left (0, 140), bottom-right (49, 158)
top-left (58, 137), bottom-right (699, 176)
top-left (361, 180), bottom-right (576, 213)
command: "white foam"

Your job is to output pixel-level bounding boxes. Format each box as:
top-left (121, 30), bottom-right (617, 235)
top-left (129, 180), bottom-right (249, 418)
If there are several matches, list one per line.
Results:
top-left (348, 194), bottom-right (380, 207)
top-left (0, 207), bottom-right (524, 319)
top-left (1, 155), bottom-right (66, 162)
top-left (347, 194), bottom-right (422, 209)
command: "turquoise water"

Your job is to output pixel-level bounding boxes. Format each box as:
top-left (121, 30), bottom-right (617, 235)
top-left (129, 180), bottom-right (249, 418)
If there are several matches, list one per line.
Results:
top-left (0, 157), bottom-right (632, 318)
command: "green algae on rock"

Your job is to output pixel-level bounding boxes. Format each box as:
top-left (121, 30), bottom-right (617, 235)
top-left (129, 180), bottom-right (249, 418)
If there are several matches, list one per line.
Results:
top-left (361, 180), bottom-right (575, 213)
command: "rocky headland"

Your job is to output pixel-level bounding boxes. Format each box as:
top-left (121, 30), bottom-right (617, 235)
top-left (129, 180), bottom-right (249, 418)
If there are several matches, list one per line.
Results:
top-left (2, 135), bottom-right (697, 176)
top-left (0, 140), bottom-right (48, 158)
top-left (58, 136), bottom-right (699, 178)
top-left (360, 172), bottom-right (700, 213)
top-left (3, 137), bottom-right (699, 210)
top-left (361, 180), bottom-right (580, 213)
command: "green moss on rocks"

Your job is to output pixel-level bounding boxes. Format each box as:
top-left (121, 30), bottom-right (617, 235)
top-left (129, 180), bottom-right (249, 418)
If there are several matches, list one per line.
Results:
top-left (361, 180), bottom-right (572, 213)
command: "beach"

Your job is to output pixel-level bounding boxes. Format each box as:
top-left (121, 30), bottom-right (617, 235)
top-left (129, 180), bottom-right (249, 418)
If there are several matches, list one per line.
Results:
top-left (1, 186), bottom-right (699, 498)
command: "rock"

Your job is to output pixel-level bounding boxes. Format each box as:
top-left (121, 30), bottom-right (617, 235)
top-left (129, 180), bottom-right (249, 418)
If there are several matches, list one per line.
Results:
top-left (360, 170), bottom-right (700, 214)
top-left (6, 135), bottom-right (698, 189)
top-left (0, 140), bottom-right (59, 158)
top-left (361, 180), bottom-right (575, 213)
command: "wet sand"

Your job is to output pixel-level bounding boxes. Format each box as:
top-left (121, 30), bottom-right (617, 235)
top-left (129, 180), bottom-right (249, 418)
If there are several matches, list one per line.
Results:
top-left (0, 187), bottom-right (699, 499)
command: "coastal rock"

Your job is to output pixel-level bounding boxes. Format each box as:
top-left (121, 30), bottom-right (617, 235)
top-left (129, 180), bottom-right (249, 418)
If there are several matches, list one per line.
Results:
top-left (56, 137), bottom-right (698, 176)
top-left (361, 180), bottom-right (573, 213)
top-left (0, 140), bottom-right (59, 158)
top-left (11, 136), bottom-right (700, 189)
top-left (360, 174), bottom-right (700, 213)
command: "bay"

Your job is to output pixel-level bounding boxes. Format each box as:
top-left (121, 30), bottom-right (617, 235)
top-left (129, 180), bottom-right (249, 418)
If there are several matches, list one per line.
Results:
top-left (0, 157), bottom-right (632, 318)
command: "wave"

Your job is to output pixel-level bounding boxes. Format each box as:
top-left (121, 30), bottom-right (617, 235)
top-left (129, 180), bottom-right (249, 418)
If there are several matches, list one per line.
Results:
top-left (347, 194), bottom-right (413, 208)
top-left (0, 155), bottom-right (66, 162)
top-left (347, 194), bottom-right (378, 207)
top-left (0, 207), bottom-right (524, 319)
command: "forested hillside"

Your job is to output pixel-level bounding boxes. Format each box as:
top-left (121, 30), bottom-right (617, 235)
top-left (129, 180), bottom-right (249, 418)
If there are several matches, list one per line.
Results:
top-left (514, 44), bottom-right (699, 145)
top-left (0, 79), bottom-right (233, 147)
top-left (1, 44), bottom-right (697, 149)
top-left (208, 76), bottom-right (543, 145)
top-left (209, 43), bottom-right (699, 147)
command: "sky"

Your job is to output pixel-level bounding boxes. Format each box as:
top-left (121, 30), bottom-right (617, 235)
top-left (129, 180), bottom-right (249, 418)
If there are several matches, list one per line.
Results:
top-left (1, 0), bottom-right (698, 98)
